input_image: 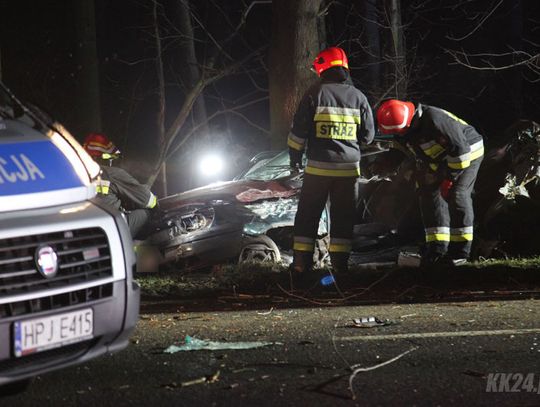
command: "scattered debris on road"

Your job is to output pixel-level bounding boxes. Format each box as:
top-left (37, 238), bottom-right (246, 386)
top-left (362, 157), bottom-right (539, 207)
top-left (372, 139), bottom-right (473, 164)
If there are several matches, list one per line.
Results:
top-left (462, 369), bottom-right (487, 378)
top-left (161, 371), bottom-right (221, 390)
top-left (397, 252), bottom-right (422, 267)
top-left (350, 317), bottom-right (394, 328)
top-left (348, 347), bottom-right (418, 400)
top-left (163, 335), bottom-right (282, 353)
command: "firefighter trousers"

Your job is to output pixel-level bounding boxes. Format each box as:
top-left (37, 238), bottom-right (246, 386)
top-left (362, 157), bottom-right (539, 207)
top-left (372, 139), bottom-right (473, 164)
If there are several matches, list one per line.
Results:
top-left (293, 174), bottom-right (358, 272)
top-left (418, 156), bottom-right (483, 259)
top-left (126, 209), bottom-right (152, 239)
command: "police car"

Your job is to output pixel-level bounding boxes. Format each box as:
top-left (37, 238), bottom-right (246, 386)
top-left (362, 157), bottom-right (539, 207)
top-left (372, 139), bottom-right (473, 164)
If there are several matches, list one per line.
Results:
top-left (0, 82), bottom-right (139, 392)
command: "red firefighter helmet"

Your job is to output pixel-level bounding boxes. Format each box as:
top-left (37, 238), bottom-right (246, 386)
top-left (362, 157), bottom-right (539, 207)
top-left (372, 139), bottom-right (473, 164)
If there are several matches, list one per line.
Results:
top-left (82, 133), bottom-right (120, 159)
top-left (312, 47), bottom-right (349, 76)
top-left (376, 99), bottom-right (416, 135)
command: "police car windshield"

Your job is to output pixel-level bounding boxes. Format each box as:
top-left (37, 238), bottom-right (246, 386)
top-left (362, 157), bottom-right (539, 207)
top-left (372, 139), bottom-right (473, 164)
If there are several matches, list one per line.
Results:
top-left (241, 150), bottom-right (295, 181)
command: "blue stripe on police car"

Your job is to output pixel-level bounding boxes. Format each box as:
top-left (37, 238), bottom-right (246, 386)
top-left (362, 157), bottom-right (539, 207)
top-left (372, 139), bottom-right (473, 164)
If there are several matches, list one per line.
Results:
top-left (0, 140), bottom-right (83, 195)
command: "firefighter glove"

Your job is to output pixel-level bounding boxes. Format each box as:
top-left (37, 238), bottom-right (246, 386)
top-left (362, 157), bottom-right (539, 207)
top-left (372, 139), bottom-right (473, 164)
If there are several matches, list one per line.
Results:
top-left (439, 179), bottom-right (453, 200)
top-left (289, 150), bottom-right (303, 170)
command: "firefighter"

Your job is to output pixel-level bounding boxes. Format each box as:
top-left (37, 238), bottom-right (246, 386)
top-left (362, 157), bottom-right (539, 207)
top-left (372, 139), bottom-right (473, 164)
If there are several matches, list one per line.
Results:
top-left (376, 99), bottom-right (484, 266)
top-left (288, 47), bottom-right (375, 275)
top-left (83, 133), bottom-right (158, 238)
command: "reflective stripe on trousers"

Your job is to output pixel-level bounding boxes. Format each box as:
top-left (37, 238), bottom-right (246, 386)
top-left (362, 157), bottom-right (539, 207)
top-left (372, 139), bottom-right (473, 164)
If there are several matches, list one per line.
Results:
top-left (419, 155), bottom-right (483, 257)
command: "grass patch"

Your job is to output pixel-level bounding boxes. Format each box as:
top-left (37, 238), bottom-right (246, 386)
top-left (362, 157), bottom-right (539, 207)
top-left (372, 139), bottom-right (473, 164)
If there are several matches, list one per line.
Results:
top-left (136, 257), bottom-right (540, 299)
top-left (470, 256), bottom-right (540, 269)
top-left (136, 261), bottom-right (287, 298)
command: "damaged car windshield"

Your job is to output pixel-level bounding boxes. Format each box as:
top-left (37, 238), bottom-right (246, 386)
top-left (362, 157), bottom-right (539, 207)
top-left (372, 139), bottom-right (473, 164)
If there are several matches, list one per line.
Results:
top-left (241, 150), bottom-right (295, 181)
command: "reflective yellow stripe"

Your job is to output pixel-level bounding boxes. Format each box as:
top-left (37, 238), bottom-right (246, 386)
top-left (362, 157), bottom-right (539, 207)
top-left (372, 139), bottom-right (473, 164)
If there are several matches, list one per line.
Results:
top-left (422, 143), bottom-right (445, 158)
top-left (287, 138), bottom-right (303, 151)
top-left (96, 185), bottom-right (109, 194)
top-left (450, 234), bottom-right (473, 242)
top-left (293, 242), bottom-right (315, 252)
top-left (147, 194), bottom-right (157, 209)
top-left (429, 163), bottom-right (438, 172)
top-left (470, 146), bottom-right (484, 160)
top-left (330, 59), bottom-right (346, 67)
top-left (313, 113), bottom-right (361, 124)
top-left (329, 243), bottom-right (351, 253)
top-left (305, 166), bottom-right (360, 177)
top-left (448, 160), bottom-right (471, 170)
top-left (442, 110), bottom-right (468, 125)
top-left (448, 142), bottom-right (483, 168)
top-left (315, 122), bottom-right (356, 140)
top-left (426, 233), bottom-right (450, 242)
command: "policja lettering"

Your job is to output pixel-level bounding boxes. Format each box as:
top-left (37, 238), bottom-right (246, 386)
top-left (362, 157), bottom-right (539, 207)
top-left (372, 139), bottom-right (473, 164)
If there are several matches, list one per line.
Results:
top-left (0, 154), bottom-right (45, 183)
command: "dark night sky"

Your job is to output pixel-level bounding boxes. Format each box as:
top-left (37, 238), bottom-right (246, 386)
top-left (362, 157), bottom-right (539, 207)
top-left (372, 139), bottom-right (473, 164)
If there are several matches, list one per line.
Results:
top-left (0, 0), bottom-right (539, 192)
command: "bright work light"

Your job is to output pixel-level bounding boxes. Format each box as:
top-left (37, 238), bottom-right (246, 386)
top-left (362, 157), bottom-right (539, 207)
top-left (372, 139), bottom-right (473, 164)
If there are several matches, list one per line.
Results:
top-left (199, 154), bottom-right (224, 177)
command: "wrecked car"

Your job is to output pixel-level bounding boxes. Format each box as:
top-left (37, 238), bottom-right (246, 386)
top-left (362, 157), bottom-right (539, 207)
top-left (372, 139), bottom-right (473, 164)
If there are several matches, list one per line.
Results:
top-left (137, 144), bottom-right (395, 272)
top-left (473, 120), bottom-right (540, 258)
top-left (138, 119), bottom-right (540, 272)
top-left (137, 150), bottom-right (328, 272)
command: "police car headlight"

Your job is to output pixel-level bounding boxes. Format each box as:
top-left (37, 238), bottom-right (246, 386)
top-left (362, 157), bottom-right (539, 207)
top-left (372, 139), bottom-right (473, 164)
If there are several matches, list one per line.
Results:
top-left (48, 125), bottom-right (101, 182)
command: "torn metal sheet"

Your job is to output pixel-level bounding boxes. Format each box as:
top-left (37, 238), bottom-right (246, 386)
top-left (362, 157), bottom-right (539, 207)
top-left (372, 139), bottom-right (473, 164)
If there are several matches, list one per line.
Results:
top-left (499, 174), bottom-right (530, 199)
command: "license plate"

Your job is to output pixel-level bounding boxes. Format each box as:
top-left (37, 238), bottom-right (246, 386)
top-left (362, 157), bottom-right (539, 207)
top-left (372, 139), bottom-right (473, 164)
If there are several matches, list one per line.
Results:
top-left (14, 308), bottom-right (93, 357)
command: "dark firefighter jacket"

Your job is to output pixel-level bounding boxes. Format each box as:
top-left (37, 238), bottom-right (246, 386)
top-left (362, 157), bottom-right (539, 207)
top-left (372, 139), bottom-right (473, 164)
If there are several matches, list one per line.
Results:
top-left (288, 70), bottom-right (375, 177)
top-left (401, 104), bottom-right (484, 180)
top-left (95, 166), bottom-right (157, 212)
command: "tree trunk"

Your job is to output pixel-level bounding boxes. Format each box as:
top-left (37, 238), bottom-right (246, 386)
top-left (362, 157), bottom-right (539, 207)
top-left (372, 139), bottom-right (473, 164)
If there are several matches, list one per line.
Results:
top-left (153, 0), bottom-right (167, 196)
top-left (74, 0), bottom-right (102, 135)
top-left (164, 0), bottom-right (209, 190)
top-left (269, 0), bottom-right (323, 149)
top-left (383, 0), bottom-right (406, 99)
top-left (363, 0), bottom-right (382, 101)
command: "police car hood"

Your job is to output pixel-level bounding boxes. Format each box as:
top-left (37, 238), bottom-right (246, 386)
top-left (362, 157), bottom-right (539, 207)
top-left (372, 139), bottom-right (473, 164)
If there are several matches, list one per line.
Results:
top-left (0, 119), bottom-right (96, 212)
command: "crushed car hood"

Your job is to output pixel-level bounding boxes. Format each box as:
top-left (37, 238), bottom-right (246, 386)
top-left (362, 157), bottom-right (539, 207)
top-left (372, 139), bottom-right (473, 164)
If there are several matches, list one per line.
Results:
top-left (159, 178), bottom-right (299, 211)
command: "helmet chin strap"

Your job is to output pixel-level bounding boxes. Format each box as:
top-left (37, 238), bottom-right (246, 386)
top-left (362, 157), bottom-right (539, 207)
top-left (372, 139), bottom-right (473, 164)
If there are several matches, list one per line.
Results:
top-left (409, 103), bottom-right (422, 131)
top-left (416, 103), bottom-right (423, 118)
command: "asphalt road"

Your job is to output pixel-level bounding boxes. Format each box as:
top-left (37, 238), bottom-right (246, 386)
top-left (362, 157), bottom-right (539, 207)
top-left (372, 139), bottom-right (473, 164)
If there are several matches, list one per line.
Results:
top-left (3, 293), bottom-right (540, 406)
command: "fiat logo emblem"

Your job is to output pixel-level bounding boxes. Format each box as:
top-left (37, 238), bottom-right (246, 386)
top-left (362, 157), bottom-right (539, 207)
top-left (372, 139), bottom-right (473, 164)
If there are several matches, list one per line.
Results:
top-left (35, 246), bottom-right (58, 278)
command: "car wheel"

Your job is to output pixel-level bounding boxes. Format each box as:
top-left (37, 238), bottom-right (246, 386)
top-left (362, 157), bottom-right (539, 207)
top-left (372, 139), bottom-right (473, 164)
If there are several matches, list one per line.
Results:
top-left (238, 235), bottom-right (281, 264)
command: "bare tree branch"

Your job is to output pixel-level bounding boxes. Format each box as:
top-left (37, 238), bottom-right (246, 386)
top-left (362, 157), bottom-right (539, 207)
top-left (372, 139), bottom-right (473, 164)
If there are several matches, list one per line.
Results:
top-left (146, 47), bottom-right (263, 186)
top-left (445, 0), bottom-right (504, 41)
top-left (165, 96), bottom-right (269, 160)
top-left (444, 48), bottom-right (540, 71)
top-left (187, 3), bottom-right (234, 61)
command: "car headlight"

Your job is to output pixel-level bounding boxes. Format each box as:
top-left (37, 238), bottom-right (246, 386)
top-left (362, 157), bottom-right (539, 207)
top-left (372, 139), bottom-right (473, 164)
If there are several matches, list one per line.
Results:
top-left (165, 206), bottom-right (215, 235)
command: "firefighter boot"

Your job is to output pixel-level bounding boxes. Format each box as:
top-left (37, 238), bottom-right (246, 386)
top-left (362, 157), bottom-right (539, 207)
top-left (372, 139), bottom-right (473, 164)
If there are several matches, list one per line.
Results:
top-left (284, 251), bottom-right (318, 290)
top-left (290, 251), bottom-right (314, 274)
top-left (330, 252), bottom-right (349, 274)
